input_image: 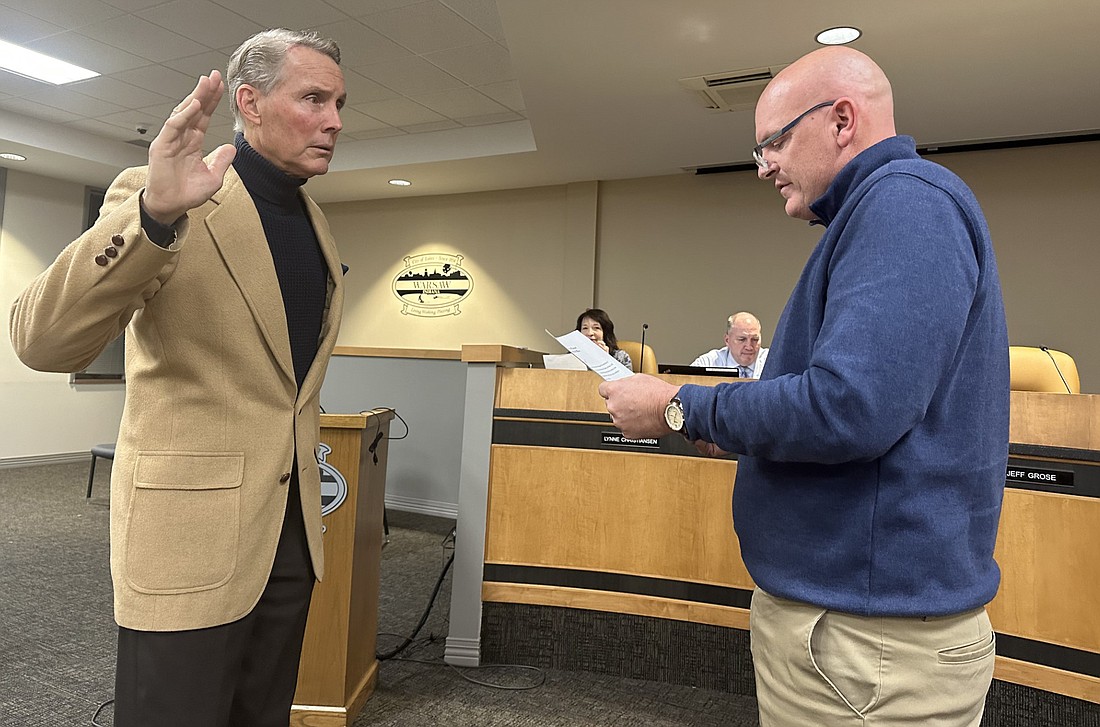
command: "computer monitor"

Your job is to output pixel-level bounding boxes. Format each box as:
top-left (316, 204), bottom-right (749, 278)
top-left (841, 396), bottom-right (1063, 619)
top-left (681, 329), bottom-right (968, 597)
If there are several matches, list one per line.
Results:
top-left (658, 364), bottom-right (739, 377)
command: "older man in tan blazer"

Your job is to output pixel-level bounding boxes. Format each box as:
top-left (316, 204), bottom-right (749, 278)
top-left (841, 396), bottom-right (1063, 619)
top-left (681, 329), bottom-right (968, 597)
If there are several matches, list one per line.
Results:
top-left (10, 29), bottom-right (347, 726)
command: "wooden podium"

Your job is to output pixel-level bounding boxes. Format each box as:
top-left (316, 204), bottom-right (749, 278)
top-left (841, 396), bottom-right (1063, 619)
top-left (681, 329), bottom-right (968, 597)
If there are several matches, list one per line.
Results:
top-left (291, 409), bottom-right (394, 726)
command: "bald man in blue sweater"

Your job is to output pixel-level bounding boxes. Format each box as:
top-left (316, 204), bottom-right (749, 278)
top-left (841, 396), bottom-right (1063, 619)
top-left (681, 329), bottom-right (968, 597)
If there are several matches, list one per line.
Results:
top-left (600, 47), bottom-right (1008, 727)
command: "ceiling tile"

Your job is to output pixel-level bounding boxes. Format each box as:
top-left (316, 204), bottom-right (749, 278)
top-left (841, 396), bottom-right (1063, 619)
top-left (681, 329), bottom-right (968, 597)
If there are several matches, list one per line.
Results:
top-left (357, 97), bottom-right (446, 127)
top-left (361, 1), bottom-right (490, 54)
top-left (456, 110), bottom-right (523, 127)
top-left (25, 86), bottom-right (127, 117)
top-left (208, 0), bottom-right (347, 30)
top-left (65, 117), bottom-right (143, 142)
top-left (68, 76), bottom-right (174, 110)
top-left (162, 49), bottom-right (234, 80)
top-left (337, 107), bottom-right (393, 134)
top-left (425, 41), bottom-right (512, 86)
top-left (398, 119), bottom-right (461, 133)
top-left (358, 56), bottom-right (465, 96)
top-left (13, 0), bottom-right (125, 30)
top-left (27, 32), bottom-right (150, 75)
top-left (476, 79), bottom-right (525, 111)
top-left (111, 64), bottom-right (196, 98)
top-left (411, 87), bottom-right (507, 119)
top-left (77, 15), bottom-right (211, 63)
top-left (440, 0), bottom-right (506, 40)
top-left (138, 1), bottom-right (264, 52)
top-left (0, 97), bottom-right (81, 123)
top-left (342, 69), bottom-right (401, 104)
top-left (342, 127), bottom-right (406, 141)
top-left (0, 71), bottom-right (48, 98)
top-left (0, 5), bottom-right (65, 43)
top-left (311, 20), bottom-right (414, 68)
top-left (101, 0), bottom-right (176, 10)
top-left (97, 104), bottom-right (176, 131)
top-left (327, 0), bottom-right (422, 15)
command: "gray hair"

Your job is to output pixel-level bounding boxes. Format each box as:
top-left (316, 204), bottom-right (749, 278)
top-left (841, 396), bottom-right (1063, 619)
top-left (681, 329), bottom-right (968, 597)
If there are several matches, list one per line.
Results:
top-left (726, 311), bottom-right (761, 333)
top-left (227, 28), bottom-right (341, 132)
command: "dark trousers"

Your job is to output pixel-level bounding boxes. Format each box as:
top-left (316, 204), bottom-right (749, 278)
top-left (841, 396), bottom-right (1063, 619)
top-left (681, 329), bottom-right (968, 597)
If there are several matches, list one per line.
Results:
top-left (114, 479), bottom-right (315, 727)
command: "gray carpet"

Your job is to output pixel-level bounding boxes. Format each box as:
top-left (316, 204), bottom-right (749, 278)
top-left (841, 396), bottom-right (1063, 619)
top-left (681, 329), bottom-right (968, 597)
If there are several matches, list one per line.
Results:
top-left (0, 461), bottom-right (758, 726)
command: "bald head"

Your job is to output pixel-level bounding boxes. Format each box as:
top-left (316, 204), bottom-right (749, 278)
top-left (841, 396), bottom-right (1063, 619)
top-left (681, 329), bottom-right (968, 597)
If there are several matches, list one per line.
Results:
top-left (725, 312), bottom-right (762, 367)
top-left (760, 47), bottom-right (895, 150)
top-left (727, 312), bottom-right (760, 332)
top-left (754, 47), bottom-right (897, 220)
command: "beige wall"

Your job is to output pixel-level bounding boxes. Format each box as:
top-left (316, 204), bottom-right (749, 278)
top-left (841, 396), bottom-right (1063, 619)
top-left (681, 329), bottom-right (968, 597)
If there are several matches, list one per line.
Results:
top-left (936, 141), bottom-right (1100, 389)
top-left (595, 171), bottom-right (816, 363)
top-left (0, 169), bottom-right (125, 461)
top-left (324, 182), bottom-right (597, 352)
top-left (326, 139), bottom-right (1100, 391)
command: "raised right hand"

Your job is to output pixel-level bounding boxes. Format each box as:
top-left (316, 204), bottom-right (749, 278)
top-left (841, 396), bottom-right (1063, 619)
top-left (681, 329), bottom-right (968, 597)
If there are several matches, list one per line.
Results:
top-left (142, 70), bottom-right (237, 226)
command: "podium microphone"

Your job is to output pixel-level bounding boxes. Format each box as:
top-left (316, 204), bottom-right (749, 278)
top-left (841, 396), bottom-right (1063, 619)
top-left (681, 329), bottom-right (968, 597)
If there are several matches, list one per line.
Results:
top-left (1039, 346), bottom-right (1072, 393)
top-left (639, 323), bottom-right (649, 373)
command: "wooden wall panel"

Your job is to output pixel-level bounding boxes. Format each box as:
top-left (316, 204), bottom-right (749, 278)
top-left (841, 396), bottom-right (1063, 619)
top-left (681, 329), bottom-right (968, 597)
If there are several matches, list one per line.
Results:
top-left (495, 367), bottom-right (741, 415)
top-left (1010, 391), bottom-right (1100, 448)
top-left (485, 444), bottom-right (752, 589)
top-left (988, 489), bottom-right (1100, 652)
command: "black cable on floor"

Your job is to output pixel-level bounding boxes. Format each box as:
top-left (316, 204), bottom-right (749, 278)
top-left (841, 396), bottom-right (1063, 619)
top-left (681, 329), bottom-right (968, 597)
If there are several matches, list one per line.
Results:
top-left (376, 548), bottom-right (454, 661)
top-left (92, 698), bottom-right (113, 726)
top-left (393, 656), bottom-right (547, 691)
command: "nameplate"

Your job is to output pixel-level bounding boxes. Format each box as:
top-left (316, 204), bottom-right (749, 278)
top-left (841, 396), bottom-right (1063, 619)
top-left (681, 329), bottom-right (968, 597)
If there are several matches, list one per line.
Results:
top-left (1006, 465), bottom-right (1074, 487)
top-left (602, 431), bottom-right (661, 449)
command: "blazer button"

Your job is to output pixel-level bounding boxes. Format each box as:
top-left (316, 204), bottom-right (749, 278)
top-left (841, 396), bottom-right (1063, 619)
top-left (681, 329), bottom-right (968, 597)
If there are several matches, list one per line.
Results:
top-left (95, 254), bottom-right (109, 266)
top-left (279, 472), bottom-right (291, 483)
top-left (111, 234), bottom-right (125, 247)
top-left (104, 246), bottom-right (118, 258)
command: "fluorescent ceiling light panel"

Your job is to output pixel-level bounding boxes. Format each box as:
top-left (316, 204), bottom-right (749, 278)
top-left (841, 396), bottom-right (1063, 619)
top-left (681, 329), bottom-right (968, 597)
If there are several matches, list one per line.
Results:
top-left (0, 39), bottom-right (99, 85)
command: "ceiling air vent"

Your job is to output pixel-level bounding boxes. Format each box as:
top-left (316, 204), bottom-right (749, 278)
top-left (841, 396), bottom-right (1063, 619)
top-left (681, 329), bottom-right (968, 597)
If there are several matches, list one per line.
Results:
top-left (679, 65), bottom-right (787, 112)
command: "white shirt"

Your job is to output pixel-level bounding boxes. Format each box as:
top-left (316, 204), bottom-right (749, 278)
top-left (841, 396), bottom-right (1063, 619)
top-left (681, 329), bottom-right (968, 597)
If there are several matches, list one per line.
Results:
top-left (689, 347), bottom-right (769, 378)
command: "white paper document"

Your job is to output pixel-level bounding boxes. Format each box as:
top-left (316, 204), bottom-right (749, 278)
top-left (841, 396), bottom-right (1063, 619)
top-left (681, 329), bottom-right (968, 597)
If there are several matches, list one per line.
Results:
top-left (547, 329), bottom-right (634, 381)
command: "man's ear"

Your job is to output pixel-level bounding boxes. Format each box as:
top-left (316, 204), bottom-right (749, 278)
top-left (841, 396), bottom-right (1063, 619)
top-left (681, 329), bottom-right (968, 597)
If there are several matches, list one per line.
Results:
top-left (236, 85), bottom-right (262, 127)
top-left (832, 98), bottom-right (856, 149)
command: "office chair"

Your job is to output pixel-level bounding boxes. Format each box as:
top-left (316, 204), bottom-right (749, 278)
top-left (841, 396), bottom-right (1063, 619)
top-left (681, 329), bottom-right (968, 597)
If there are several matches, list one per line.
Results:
top-left (617, 340), bottom-right (658, 374)
top-left (1009, 346), bottom-right (1080, 394)
top-left (86, 443), bottom-right (116, 498)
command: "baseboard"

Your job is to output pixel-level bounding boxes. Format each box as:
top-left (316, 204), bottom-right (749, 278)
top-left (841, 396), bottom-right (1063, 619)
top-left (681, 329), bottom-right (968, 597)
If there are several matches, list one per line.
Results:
top-left (384, 493), bottom-right (458, 519)
top-left (0, 451), bottom-right (89, 469)
top-left (444, 636), bottom-right (481, 667)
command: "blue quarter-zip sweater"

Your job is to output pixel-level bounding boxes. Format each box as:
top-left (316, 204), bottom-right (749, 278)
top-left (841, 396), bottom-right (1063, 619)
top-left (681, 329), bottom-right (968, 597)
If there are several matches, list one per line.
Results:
top-left (678, 136), bottom-right (1009, 617)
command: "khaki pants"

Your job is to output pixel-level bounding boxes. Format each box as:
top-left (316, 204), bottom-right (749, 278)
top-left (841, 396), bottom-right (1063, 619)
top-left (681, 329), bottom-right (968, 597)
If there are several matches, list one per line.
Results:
top-left (750, 588), bottom-right (995, 727)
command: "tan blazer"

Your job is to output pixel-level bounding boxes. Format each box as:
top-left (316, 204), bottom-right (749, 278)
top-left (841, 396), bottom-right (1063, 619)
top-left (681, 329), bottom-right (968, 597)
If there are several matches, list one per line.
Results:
top-left (10, 166), bottom-right (344, 631)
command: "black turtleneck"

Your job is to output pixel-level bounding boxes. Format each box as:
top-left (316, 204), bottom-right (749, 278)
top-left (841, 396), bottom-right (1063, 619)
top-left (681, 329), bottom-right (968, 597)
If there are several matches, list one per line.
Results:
top-left (231, 133), bottom-right (327, 392)
top-left (138, 136), bottom-right (328, 391)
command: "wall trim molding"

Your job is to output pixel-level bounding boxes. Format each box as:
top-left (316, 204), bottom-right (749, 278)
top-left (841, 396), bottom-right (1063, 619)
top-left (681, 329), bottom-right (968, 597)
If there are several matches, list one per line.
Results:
top-left (385, 493), bottom-right (458, 519)
top-left (0, 451), bottom-right (89, 469)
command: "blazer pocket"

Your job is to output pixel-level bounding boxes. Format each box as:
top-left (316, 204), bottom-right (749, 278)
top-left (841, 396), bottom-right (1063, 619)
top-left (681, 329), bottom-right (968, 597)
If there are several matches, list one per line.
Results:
top-left (125, 451), bottom-right (244, 594)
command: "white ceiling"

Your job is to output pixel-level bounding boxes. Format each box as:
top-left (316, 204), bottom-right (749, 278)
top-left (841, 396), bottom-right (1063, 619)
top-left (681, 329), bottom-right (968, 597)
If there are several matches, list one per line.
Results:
top-left (1, 0), bottom-right (1098, 203)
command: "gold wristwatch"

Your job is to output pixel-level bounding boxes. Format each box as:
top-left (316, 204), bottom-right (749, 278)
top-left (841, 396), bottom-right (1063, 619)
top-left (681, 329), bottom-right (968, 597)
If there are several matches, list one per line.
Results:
top-left (664, 396), bottom-right (687, 436)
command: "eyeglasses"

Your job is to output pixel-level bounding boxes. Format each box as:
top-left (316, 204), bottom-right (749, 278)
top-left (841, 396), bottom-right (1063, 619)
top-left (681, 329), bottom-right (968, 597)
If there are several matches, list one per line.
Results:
top-left (752, 100), bottom-right (836, 170)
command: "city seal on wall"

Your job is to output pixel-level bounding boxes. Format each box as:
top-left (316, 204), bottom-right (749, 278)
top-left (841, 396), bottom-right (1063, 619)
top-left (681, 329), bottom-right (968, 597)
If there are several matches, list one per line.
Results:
top-left (392, 253), bottom-right (473, 317)
top-left (317, 443), bottom-right (348, 517)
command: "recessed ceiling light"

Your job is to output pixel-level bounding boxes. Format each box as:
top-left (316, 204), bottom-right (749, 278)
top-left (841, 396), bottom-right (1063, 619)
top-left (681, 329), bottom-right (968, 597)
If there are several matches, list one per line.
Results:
top-left (388, 179), bottom-right (412, 187)
top-left (0, 152), bottom-right (27, 161)
top-left (816, 26), bottom-right (862, 46)
top-left (0, 38), bottom-right (99, 84)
